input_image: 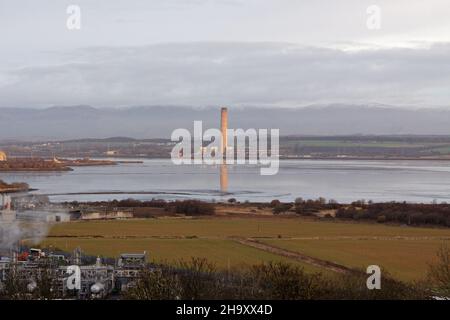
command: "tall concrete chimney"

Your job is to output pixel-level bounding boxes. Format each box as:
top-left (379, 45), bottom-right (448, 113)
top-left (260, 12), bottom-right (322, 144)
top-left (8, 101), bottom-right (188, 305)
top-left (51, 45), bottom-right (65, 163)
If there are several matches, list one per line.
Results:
top-left (220, 107), bottom-right (228, 156)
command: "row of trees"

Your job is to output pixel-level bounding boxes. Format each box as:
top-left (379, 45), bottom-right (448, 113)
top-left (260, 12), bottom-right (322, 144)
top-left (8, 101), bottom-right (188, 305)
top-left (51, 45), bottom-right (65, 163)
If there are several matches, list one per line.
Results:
top-left (65, 196), bottom-right (450, 227)
top-left (66, 198), bottom-right (216, 216)
top-left (267, 197), bottom-right (450, 227)
top-left (126, 260), bottom-right (423, 300)
top-left (336, 202), bottom-right (450, 227)
top-left (269, 197), bottom-right (341, 215)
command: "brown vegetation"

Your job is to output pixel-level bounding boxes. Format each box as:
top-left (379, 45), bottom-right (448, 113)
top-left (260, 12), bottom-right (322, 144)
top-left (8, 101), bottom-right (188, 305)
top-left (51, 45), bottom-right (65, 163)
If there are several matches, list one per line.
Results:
top-left (427, 244), bottom-right (450, 297)
top-left (62, 197), bottom-right (450, 227)
top-left (0, 158), bottom-right (71, 172)
top-left (0, 179), bottom-right (29, 192)
top-left (336, 201), bottom-right (450, 227)
top-left (64, 198), bottom-right (215, 217)
top-left (126, 258), bottom-right (430, 300)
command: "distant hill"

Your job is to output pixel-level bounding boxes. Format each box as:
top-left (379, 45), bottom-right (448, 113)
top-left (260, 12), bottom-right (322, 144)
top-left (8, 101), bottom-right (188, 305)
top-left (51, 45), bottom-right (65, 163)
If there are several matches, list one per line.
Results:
top-left (1, 105), bottom-right (450, 140)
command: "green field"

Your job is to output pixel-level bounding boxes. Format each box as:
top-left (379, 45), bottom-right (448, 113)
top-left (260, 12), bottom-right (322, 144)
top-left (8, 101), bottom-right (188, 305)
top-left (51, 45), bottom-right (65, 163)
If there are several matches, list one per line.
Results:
top-left (38, 237), bottom-right (322, 273)
top-left (40, 217), bottom-right (450, 281)
top-left (261, 239), bottom-right (447, 281)
top-left (47, 217), bottom-right (450, 239)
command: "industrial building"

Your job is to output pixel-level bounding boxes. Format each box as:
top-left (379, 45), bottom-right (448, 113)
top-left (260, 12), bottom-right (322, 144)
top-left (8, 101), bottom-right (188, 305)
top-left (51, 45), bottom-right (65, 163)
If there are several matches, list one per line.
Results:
top-left (0, 247), bottom-right (149, 299)
top-left (0, 194), bottom-right (11, 210)
top-left (0, 194), bottom-right (16, 223)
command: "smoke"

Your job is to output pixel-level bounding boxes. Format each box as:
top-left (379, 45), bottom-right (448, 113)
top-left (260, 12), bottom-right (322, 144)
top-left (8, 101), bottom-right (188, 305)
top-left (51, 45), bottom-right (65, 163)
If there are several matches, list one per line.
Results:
top-left (0, 220), bottom-right (46, 251)
top-left (0, 210), bottom-right (69, 252)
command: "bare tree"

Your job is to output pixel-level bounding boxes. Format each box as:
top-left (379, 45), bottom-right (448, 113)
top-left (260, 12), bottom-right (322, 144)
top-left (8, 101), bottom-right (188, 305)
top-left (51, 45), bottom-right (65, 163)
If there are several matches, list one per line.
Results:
top-left (125, 269), bottom-right (182, 300)
top-left (427, 243), bottom-right (450, 297)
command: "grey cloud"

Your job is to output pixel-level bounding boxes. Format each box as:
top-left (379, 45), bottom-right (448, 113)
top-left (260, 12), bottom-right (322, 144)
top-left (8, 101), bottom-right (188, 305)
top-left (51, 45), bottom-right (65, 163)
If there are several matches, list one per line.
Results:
top-left (1, 42), bottom-right (450, 108)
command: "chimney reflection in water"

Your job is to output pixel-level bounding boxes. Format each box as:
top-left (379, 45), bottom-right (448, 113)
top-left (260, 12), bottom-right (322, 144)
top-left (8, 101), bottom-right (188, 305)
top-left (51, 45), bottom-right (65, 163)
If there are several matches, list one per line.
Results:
top-left (220, 163), bottom-right (228, 193)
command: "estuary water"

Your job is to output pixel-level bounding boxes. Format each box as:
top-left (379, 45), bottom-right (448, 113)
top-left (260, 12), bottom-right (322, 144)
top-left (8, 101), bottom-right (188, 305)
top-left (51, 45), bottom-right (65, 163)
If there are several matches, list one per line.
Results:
top-left (2, 159), bottom-right (450, 203)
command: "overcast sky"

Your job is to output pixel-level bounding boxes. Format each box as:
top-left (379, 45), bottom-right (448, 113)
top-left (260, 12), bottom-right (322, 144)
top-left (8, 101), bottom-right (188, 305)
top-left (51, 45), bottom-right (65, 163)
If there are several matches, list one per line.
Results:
top-left (1, 0), bottom-right (450, 108)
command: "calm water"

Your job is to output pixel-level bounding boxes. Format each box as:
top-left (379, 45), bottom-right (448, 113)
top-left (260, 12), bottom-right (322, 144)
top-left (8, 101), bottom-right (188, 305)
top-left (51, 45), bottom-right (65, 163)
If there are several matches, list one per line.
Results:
top-left (2, 159), bottom-right (450, 203)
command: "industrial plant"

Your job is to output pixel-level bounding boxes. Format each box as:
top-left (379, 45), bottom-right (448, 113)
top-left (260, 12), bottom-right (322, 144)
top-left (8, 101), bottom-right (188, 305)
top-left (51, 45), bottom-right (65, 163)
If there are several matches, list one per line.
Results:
top-left (0, 246), bottom-right (149, 299)
top-left (0, 186), bottom-right (152, 299)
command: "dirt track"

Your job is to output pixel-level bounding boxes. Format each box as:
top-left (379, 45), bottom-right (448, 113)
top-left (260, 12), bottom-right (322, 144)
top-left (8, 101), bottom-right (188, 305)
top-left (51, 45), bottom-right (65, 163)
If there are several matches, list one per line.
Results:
top-left (234, 237), bottom-right (360, 274)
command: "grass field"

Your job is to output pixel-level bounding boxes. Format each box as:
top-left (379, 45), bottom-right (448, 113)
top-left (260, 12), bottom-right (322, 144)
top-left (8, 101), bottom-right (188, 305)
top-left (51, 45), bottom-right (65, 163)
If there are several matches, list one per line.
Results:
top-left (261, 239), bottom-right (447, 281)
top-left (48, 217), bottom-right (450, 239)
top-left (39, 216), bottom-right (450, 281)
top-left (37, 237), bottom-right (323, 273)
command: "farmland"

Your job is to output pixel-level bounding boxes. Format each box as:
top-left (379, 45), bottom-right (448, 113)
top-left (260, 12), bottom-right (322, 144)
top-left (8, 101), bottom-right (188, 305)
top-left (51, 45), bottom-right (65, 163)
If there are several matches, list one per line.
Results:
top-left (40, 216), bottom-right (450, 281)
top-left (37, 238), bottom-right (323, 273)
top-left (261, 239), bottom-right (446, 281)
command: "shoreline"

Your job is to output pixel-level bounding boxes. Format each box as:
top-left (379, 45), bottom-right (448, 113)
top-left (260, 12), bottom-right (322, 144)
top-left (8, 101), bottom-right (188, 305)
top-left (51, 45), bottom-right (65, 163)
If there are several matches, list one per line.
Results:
top-left (281, 156), bottom-right (450, 161)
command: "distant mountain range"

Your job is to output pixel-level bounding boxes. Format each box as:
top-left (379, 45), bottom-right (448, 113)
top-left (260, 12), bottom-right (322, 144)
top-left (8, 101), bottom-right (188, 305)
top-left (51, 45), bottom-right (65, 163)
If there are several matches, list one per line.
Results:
top-left (1, 105), bottom-right (450, 140)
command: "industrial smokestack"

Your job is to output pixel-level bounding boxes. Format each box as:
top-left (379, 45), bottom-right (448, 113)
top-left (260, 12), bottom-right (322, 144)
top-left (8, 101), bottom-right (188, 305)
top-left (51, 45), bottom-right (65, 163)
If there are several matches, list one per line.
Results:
top-left (220, 108), bottom-right (229, 193)
top-left (220, 107), bottom-right (228, 156)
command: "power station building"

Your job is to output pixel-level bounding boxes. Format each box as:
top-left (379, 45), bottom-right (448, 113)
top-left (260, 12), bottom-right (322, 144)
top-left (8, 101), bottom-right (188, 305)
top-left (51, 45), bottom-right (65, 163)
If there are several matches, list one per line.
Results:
top-left (0, 248), bottom-right (149, 299)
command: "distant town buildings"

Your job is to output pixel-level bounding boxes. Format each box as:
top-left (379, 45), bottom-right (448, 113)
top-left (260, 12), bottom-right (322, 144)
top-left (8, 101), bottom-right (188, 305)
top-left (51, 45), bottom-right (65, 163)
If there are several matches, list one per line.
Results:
top-left (106, 150), bottom-right (119, 156)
